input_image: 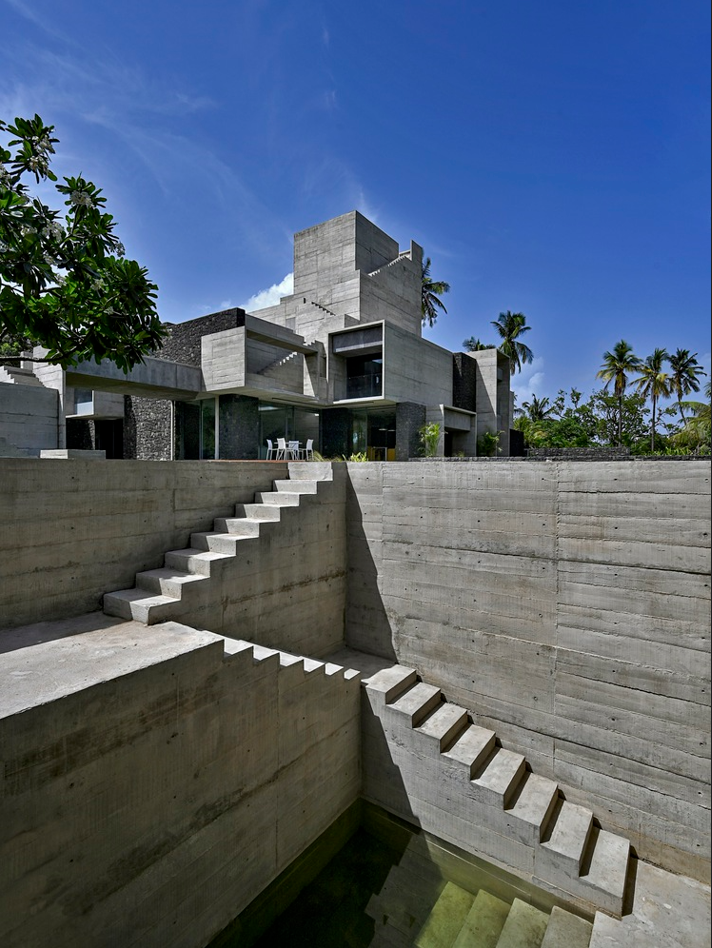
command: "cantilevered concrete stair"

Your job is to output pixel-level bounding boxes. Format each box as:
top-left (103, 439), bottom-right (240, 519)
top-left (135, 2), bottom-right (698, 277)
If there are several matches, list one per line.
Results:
top-left (366, 834), bottom-right (594, 947)
top-left (364, 666), bottom-right (632, 920)
top-left (103, 466), bottom-right (329, 625)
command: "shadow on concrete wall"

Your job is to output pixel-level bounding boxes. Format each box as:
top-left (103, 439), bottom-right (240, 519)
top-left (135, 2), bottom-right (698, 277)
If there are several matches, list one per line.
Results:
top-left (344, 472), bottom-right (396, 662)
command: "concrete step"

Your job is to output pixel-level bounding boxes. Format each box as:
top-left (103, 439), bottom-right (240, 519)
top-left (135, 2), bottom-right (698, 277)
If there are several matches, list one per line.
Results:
top-left (189, 531), bottom-right (259, 554)
top-left (103, 588), bottom-right (178, 624)
top-left (453, 889), bottom-right (510, 948)
top-left (540, 801), bottom-right (593, 875)
top-left (212, 517), bottom-right (262, 536)
top-left (507, 771), bottom-right (561, 846)
top-left (581, 827), bottom-right (630, 917)
top-left (365, 665), bottom-right (419, 706)
top-left (135, 567), bottom-right (207, 597)
top-left (389, 682), bottom-right (442, 727)
top-left (273, 478), bottom-right (319, 493)
top-left (443, 723), bottom-right (497, 777)
top-left (495, 898), bottom-right (548, 948)
top-left (416, 702), bottom-right (469, 753)
top-left (254, 491), bottom-right (302, 506)
top-left (540, 906), bottom-right (593, 948)
top-left (473, 746), bottom-right (527, 808)
top-left (234, 503), bottom-right (283, 520)
top-left (164, 548), bottom-right (232, 576)
top-left (414, 880), bottom-right (474, 948)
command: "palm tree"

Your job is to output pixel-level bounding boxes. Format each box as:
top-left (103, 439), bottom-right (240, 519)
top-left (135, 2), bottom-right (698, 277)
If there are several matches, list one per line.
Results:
top-left (421, 258), bottom-right (450, 327)
top-left (462, 337), bottom-right (494, 351)
top-left (491, 311), bottom-right (533, 376)
top-left (596, 340), bottom-right (643, 445)
top-left (634, 348), bottom-right (672, 451)
top-left (668, 348), bottom-right (707, 426)
top-left (520, 394), bottom-right (555, 421)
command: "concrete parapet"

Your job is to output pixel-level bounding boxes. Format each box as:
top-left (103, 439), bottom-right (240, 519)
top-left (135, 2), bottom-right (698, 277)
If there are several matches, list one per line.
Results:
top-left (0, 619), bottom-right (361, 948)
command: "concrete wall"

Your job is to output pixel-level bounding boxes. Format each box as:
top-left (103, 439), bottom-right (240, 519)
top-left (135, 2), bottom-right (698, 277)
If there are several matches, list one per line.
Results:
top-left (383, 324), bottom-right (453, 408)
top-left (0, 460), bottom-right (288, 632)
top-left (0, 384), bottom-right (58, 456)
top-left (345, 460), bottom-right (711, 881)
top-left (0, 622), bottom-right (361, 948)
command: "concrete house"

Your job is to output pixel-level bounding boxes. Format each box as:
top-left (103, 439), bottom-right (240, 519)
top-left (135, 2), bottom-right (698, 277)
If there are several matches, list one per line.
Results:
top-left (0, 211), bottom-right (513, 460)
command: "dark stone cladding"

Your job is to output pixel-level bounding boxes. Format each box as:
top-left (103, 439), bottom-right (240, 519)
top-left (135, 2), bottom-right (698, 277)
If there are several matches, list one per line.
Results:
top-left (66, 418), bottom-right (95, 450)
top-left (157, 309), bottom-right (247, 366)
top-left (452, 353), bottom-right (477, 412)
top-left (395, 402), bottom-right (426, 461)
top-left (124, 395), bottom-right (172, 460)
top-left (219, 395), bottom-right (259, 460)
top-left (321, 408), bottom-right (351, 459)
top-left (527, 446), bottom-right (631, 459)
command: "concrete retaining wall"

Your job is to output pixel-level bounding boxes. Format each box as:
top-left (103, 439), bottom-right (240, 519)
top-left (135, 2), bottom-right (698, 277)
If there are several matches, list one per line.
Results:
top-left (346, 460), bottom-right (711, 881)
top-left (0, 460), bottom-right (281, 630)
top-left (0, 383), bottom-right (58, 456)
top-left (0, 622), bottom-right (361, 948)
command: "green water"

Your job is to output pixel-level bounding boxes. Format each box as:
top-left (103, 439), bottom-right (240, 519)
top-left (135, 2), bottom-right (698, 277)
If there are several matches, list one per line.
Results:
top-left (252, 828), bottom-right (404, 948)
top-left (209, 806), bottom-right (592, 948)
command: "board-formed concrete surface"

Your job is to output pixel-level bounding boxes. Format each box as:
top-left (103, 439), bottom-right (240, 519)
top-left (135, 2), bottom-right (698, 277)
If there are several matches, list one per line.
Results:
top-left (0, 615), bottom-right (361, 948)
top-left (346, 460), bottom-right (711, 882)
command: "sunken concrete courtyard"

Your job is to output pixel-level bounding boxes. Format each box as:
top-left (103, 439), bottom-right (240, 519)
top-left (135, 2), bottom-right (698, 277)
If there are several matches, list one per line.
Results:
top-left (0, 456), bottom-right (709, 947)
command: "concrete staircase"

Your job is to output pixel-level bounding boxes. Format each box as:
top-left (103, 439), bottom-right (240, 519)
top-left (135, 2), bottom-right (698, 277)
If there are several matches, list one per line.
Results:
top-left (366, 834), bottom-right (593, 947)
top-left (0, 364), bottom-right (44, 385)
top-left (103, 464), bottom-right (330, 624)
top-left (365, 666), bottom-right (632, 920)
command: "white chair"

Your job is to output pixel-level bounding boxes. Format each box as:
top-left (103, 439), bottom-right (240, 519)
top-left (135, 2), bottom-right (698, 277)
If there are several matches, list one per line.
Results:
top-left (300, 438), bottom-right (314, 460)
top-left (276, 437), bottom-right (288, 460)
top-left (288, 440), bottom-right (300, 460)
top-left (265, 439), bottom-right (276, 459)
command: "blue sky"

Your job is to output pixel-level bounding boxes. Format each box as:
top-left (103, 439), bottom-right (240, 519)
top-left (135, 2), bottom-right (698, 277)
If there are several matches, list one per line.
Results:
top-left (2, 0), bottom-right (710, 405)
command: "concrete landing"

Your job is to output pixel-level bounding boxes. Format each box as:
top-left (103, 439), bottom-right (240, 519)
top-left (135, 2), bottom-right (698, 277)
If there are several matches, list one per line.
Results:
top-left (0, 614), bottom-right (223, 717)
top-left (590, 861), bottom-right (710, 948)
top-left (326, 646), bottom-right (397, 683)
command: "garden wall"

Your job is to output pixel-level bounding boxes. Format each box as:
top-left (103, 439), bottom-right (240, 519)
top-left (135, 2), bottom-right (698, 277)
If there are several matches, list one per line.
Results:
top-left (0, 621), bottom-right (361, 948)
top-left (345, 459), bottom-right (711, 881)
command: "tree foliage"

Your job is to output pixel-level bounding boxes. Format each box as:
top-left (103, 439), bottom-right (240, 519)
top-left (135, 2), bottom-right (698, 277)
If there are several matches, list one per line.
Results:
top-left (596, 339), bottom-right (642, 445)
top-left (421, 257), bottom-right (450, 327)
top-left (491, 310), bottom-right (533, 375)
top-left (0, 114), bottom-right (165, 370)
top-left (462, 336), bottom-right (495, 352)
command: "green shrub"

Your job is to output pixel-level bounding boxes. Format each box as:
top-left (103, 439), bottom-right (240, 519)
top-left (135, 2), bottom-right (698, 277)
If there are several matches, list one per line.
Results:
top-left (419, 422), bottom-right (440, 457)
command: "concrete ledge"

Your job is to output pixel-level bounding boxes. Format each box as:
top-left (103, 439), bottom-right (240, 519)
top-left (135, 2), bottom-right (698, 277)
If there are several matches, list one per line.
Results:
top-left (39, 449), bottom-right (106, 459)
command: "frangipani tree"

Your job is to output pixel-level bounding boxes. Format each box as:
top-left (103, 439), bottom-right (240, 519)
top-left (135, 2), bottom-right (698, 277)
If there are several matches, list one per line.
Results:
top-left (0, 114), bottom-right (165, 370)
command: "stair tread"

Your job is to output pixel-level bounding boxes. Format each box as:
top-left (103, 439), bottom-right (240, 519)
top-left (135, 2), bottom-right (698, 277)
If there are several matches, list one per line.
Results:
top-left (367, 665), bottom-right (418, 702)
top-left (583, 829), bottom-right (630, 898)
top-left (255, 491), bottom-right (302, 504)
top-left (414, 881), bottom-right (474, 948)
top-left (542, 801), bottom-right (592, 864)
top-left (495, 898), bottom-right (549, 948)
top-left (508, 772), bottom-right (559, 828)
top-left (444, 724), bottom-right (497, 770)
top-left (166, 547), bottom-right (230, 560)
top-left (416, 702), bottom-right (468, 744)
top-left (137, 568), bottom-right (205, 584)
top-left (390, 682), bottom-right (442, 725)
top-left (273, 479), bottom-right (318, 492)
top-left (453, 890), bottom-right (510, 948)
top-left (105, 588), bottom-right (176, 605)
top-left (474, 747), bottom-right (525, 794)
top-left (540, 906), bottom-right (593, 948)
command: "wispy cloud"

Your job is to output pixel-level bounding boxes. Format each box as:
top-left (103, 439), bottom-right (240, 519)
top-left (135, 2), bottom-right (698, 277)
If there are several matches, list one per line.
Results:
top-left (242, 273), bottom-right (294, 311)
top-left (511, 357), bottom-right (546, 405)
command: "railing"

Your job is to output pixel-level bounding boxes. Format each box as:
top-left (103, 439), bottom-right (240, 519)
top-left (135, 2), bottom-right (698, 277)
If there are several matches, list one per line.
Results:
top-left (346, 374), bottom-right (382, 399)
